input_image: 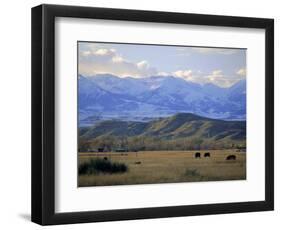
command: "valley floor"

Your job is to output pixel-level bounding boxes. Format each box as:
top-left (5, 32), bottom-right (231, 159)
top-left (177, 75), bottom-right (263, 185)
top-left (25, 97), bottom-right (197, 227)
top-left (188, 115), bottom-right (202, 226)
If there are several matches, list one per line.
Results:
top-left (78, 150), bottom-right (246, 187)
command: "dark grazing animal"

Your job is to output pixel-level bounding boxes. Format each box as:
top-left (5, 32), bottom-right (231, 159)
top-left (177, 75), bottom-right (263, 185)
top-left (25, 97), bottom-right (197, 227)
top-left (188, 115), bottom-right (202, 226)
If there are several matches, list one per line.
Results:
top-left (98, 147), bottom-right (104, 152)
top-left (103, 157), bottom-right (108, 161)
top-left (134, 161), bottom-right (141, 164)
top-left (204, 152), bottom-right (210, 157)
top-left (195, 152), bottom-right (201, 158)
top-left (226, 155), bottom-right (236, 160)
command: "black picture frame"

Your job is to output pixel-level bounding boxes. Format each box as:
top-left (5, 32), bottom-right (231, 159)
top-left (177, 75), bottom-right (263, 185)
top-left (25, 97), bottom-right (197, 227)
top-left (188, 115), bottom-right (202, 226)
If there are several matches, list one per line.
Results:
top-left (31, 4), bottom-right (274, 225)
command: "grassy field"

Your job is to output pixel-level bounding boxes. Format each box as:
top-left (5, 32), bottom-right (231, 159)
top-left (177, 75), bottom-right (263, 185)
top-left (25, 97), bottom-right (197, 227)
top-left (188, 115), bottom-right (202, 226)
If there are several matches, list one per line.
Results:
top-left (78, 150), bottom-right (246, 187)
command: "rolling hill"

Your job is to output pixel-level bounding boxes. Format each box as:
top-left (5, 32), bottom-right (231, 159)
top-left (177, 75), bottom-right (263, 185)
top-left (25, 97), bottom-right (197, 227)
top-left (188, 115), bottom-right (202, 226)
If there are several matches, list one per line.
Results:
top-left (80, 113), bottom-right (246, 143)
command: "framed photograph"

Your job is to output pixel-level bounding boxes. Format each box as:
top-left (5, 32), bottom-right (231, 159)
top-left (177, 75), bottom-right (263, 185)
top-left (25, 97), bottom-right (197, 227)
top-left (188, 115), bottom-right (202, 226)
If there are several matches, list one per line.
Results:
top-left (31, 4), bottom-right (274, 225)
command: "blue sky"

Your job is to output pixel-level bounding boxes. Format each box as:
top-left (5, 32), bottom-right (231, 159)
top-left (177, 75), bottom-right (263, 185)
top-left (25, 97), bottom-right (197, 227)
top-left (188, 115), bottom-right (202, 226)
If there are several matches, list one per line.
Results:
top-left (78, 42), bottom-right (246, 88)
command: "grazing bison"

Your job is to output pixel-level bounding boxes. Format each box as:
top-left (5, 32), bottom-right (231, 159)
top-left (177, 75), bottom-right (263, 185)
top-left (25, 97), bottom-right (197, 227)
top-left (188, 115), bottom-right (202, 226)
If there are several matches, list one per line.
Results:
top-left (134, 161), bottom-right (141, 164)
top-left (195, 152), bottom-right (201, 158)
top-left (204, 152), bottom-right (211, 157)
top-left (103, 157), bottom-right (108, 161)
top-left (226, 155), bottom-right (236, 160)
top-left (98, 147), bottom-right (104, 152)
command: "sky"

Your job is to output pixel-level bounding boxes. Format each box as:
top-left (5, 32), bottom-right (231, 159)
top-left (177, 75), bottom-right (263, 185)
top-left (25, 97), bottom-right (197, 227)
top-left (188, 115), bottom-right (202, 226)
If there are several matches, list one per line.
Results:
top-left (78, 41), bottom-right (246, 88)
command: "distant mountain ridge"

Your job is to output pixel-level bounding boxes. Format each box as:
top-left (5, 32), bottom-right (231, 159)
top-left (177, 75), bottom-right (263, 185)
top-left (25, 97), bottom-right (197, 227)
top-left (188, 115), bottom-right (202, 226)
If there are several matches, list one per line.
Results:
top-left (80, 113), bottom-right (246, 143)
top-left (79, 74), bottom-right (246, 125)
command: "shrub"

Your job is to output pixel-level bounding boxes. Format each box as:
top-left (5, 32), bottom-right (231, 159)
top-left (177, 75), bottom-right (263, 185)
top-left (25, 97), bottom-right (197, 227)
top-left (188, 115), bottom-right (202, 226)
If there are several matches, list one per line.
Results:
top-left (185, 169), bottom-right (200, 177)
top-left (79, 158), bottom-right (128, 175)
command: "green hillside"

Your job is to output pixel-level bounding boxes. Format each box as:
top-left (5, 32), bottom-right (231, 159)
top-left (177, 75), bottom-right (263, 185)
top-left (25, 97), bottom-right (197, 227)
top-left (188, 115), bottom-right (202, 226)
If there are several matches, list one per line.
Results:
top-left (80, 113), bottom-right (245, 140)
top-left (79, 113), bottom-right (246, 151)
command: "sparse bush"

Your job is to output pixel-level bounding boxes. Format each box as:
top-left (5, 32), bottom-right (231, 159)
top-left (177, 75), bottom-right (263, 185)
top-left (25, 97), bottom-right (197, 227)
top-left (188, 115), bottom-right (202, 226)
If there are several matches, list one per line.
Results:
top-left (79, 158), bottom-right (128, 175)
top-left (185, 169), bottom-right (200, 177)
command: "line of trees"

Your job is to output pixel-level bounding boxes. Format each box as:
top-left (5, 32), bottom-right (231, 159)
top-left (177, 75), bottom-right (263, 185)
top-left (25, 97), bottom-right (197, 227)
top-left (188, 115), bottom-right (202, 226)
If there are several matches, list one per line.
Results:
top-left (78, 135), bottom-right (246, 152)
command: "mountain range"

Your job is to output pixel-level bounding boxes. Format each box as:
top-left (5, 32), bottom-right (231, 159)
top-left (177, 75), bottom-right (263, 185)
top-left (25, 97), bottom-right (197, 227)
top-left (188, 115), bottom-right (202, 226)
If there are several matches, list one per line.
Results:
top-left (79, 74), bottom-right (246, 126)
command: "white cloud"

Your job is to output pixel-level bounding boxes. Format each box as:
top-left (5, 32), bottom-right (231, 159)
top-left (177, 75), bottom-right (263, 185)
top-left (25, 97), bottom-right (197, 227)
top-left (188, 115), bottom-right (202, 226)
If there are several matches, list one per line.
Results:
top-left (206, 70), bottom-right (234, 87)
top-left (94, 48), bottom-right (115, 56)
top-left (173, 70), bottom-right (193, 80)
top-left (137, 60), bottom-right (149, 69)
top-left (237, 67), bottom-right (246, 76)
top-left (79, 46), bottom-right (157, 78)
top-left (172, 69), bottom-right (243, 88)
top-left (112, 56), bottom-right (124, 63)
top-left (81, 50), bottom-right (91, 57)
top-left (210, 70), bottom-right (223, 77)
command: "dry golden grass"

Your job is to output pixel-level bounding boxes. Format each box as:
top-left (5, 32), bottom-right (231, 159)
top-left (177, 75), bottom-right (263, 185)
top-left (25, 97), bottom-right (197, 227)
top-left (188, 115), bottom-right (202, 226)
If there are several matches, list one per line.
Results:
top-left (78, 150), bottom-right (246, 187)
